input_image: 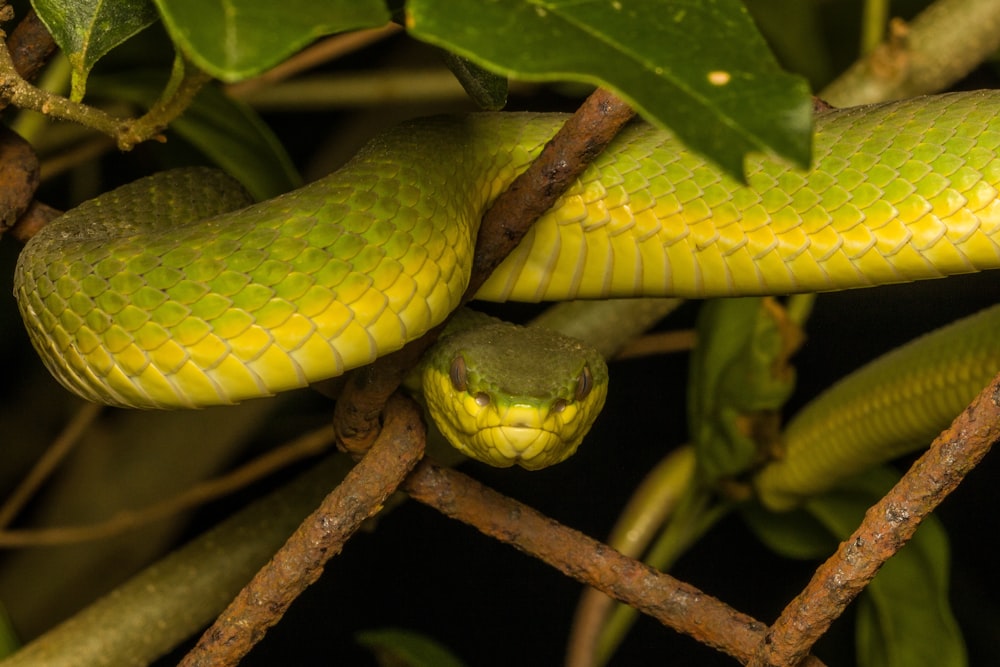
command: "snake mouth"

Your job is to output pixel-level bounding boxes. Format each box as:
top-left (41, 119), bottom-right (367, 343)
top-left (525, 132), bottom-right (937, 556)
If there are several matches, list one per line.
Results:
top-left (478, 425), bottom-right (568, 470)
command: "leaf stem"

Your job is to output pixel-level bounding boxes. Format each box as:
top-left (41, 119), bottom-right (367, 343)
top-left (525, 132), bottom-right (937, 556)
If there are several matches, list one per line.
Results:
top-left (859, 0), bottom-right (889, 54)
top-left (119, 56), bottom-right (212, 149)
top-left (0, 33), bottom-right (211, 150)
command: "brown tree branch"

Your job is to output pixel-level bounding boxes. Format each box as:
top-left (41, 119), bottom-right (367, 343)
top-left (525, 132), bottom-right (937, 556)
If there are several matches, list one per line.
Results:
top-left (0, 124), bottom-right (39, 234)
top-left (404, 461), bottom-right (826, 666)
top-left (464, 87), bottom-right (634, 299)
top-left (5, 199), bottom-right (59, 242)
top-left (177, 395), bottom-right (425, 667)
top-left (5, 9), bottom-right (56, 84)
top-left (749, 371), bottom-right (1000, 667)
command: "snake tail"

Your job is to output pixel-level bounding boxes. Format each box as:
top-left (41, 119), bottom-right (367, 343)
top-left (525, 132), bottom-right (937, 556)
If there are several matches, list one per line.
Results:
top-left (754, 304), bottom-right (1000, 510)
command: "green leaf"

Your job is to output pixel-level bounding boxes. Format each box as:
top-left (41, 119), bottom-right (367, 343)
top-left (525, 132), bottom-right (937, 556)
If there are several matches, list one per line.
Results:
top-left (152, 0), bottom-right (391, 81)
top-left (406, 0), bottom-right (812, 177)
top-left (89, 72), bottom-right (300, 199)
top-left (743, 0), bottom-right (833, 87)
top-left (805, 469), bottom-right (967, 667)
top-left (30, 0), bottom-right (158, 101)
top-left (688, 298), bottom-right (798, 482)
top-left (168, 84), bottom-right (301, 198)
top-left (739, 503), bottom-right (837, 560)
top-left (357, 628), bottom-right (467, 667)
top-left (0, 601), bottom-right (19, 658)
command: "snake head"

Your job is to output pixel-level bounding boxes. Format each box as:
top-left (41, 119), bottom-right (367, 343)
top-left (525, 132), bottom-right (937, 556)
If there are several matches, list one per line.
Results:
top-left (420, 319), bottom-right (608, 470)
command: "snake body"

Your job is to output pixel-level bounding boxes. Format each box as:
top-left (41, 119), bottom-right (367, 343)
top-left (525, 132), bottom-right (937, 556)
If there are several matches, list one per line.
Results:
top-left (754, 303), bottom-right (1000, 509)
top-left (13, 90), bottom-right (1000, 471)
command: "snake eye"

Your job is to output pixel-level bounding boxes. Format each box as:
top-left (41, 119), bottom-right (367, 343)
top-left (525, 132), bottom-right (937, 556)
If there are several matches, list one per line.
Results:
top-left (552, 398), bottom-right (568, 414)
top-left (575, 365), bottom-right (594, 401)
top-left (449, 355), bottom-right (467, 392)
top-left (474, 392), bottom-right (491, 407)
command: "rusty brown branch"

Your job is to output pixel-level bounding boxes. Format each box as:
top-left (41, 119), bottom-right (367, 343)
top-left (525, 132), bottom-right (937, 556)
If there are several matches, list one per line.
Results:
top-left (331, 331), bottom-right (444, 454)
top-left (333, 88), bottom-right (635, 454)
top-left (6, 199), bottom-right (58, 242)
top-left (0, 10), bottom-right (45, 236)
top-left (6, 9), bottom-right (56, 84)
top-left (463, 87), bottom-right (635, 300)
top-left (404, 461), bottom-right (826, 666)
top-left (0, 124), bottom-right (39, 234)
top-left (178, 395), bottom-right (426, 667)
top-left (749, 372), bottom-right (1000, 667)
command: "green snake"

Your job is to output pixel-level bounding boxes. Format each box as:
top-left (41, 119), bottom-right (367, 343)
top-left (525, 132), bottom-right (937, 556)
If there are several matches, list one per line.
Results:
top-left (13, 90), bottom-right (1000, 478)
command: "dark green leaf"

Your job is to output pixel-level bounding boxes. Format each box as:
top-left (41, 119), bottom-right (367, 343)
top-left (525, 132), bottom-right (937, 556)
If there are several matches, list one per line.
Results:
top-left (744, 0), bottom-right (833, 87)
top-left (172, 90), bottom-right (301, 198)
top-left (357, 628), bottom-right (466, 667)
top-left (0, 601), bottom-right (19, 658)
top-left (31, 0), bottom-right (158, 101)
top-left (739, 503), bottom-right (837, 560)
top-left (89, 72), bottom-right (300, 199)
top-left (688, 298), bottom-right (798, 482)
top-left (152, 0), bottom-right (390, 81)
top-left (406, 0), bottom-right (812, 177)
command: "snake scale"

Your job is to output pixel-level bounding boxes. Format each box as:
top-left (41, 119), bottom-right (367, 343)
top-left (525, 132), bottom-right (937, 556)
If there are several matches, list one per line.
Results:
top-left (13, 89), bottom-right (1000, 484)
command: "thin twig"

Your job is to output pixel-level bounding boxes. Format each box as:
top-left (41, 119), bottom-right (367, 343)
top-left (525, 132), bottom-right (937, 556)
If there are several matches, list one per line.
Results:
top-left (0, 36), bottom-right (209, 150)
top-left (749, 371), bottom-right (1000, 667)
top-left (0, 455), bottom-right (356, 667)
top-left (0, 425), bottom-right (334, 547)
top-left (0, 402), bottom-right (101, 529)
top-left (117, 58), bottom-right (212, 149)
top-left (613, 330), bottom-right (698, 361)
top-left (0, 41), bottom-right (126, 140)
top-left (178, 395), bottom-right (425, 667)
